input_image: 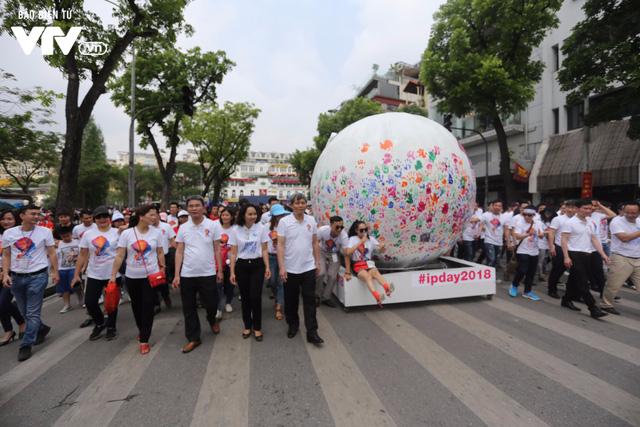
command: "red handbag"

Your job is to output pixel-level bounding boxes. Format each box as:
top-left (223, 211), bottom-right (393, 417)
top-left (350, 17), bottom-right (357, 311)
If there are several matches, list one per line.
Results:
top-left (104, 281), bottom-right (120, 314)
top-left (133, 227), bottom-right (167, 288)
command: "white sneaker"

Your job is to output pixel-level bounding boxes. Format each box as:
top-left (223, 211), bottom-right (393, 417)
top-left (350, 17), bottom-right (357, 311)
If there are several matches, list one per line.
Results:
top-left (60, 305), bottom-right (72, 314)
top-left (216, 309), bottom-right (223, 320)
top-left (225, 304), bottom-right (233, 313)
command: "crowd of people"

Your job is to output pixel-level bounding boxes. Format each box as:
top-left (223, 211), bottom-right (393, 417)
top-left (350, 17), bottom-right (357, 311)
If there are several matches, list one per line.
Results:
top-left (0, 194), bottom-right (396, 361)
top-left (1, 193), bottom-right (638, 362)
top-left (456, 198), bottom-right (640, 318)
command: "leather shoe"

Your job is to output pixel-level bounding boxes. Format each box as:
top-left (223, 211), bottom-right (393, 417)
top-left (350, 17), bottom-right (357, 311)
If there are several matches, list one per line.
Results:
top-left (35, 325), bottom-right (51, 345)
top-left (307, 332), bottom-right (324, 346)
top-left (79, 318), bottom-right (93, 328)
top-left (561, 299), bottom-right (581, 311)
top-left (182, 341), bottom-right (201, 353)
top-left (18, 345), bottom-right (32, 362)
top-left (211, 323), bottom-right (221, 334)
top-left (601, 306), bottom-right (621, 315)
top-left (547, 291), bottom-right (560, 299)
top-left (287, 327), bottom-right (298, 339)
top-left (590, 308), bottom-right (609, 319)
top-left (321, 299), bottom-right (336, 308)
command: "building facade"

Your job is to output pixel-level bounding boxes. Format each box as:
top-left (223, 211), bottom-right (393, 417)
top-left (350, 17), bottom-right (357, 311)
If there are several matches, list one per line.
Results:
top-left (115, 151), bottom-right (164, 168)
top-left (357, 62), bottom-right (428, 111)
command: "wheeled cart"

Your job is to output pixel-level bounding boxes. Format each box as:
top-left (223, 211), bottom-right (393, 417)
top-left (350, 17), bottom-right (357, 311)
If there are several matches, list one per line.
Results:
top-left (334, 256), bottom-right (496, 309)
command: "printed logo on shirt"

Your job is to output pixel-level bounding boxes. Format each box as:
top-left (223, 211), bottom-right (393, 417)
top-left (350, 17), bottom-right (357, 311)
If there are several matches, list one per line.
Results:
top-left (14, 237), bottom-right (35, 259)
top-left (355, 243), bottom-right (369, 261)
top-left (204, 229), bottom-right (210, 237)
top-left (325, 239), bottom-right (336, 253)
top-left (220, 233), bottom-right (229, 245)
top-left (241, 241), bottom-right (258, 254)
top-left (307, 224), bottom-right (312, 232)
top-left (59, 246), bottom-right (79, 268)
top-left (490, 217), bottom-right (501, 229)
top-left (269, 230), bottom-right (278, 247)
top-left (132, 240), bottom-right (151, 261)
top-left (91, 235), bottom-right (110, 256)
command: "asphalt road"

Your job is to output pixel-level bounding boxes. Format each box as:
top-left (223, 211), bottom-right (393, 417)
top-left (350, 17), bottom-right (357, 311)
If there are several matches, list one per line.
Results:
top-left (0, 276), bottom-right (638, 427)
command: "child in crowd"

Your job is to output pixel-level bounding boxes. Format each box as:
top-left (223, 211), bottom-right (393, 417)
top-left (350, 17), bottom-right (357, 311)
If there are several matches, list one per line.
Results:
top-left (56, 226), bottom-right (83, 313)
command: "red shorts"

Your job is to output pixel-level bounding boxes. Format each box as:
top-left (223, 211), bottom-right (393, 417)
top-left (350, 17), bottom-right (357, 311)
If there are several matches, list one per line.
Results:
top-left (353, 261), bottom-right (370, 274)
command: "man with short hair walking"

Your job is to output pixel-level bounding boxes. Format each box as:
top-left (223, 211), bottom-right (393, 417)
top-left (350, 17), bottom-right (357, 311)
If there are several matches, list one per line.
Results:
top-left (2, 205), bottom-right (59, 361)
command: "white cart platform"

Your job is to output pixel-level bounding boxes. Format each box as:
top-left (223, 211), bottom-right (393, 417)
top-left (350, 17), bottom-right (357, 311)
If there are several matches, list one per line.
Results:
top-left (334, 256), bottom-right (496, 309)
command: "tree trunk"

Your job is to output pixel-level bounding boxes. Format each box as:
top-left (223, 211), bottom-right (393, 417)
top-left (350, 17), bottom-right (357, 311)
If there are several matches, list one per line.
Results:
top-left (212, 180), bottom-right (223, 205)
top-left (492, 116), bottom-right (515, 203)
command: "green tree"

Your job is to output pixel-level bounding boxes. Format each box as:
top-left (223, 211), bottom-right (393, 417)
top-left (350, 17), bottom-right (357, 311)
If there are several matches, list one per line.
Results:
top-left (75, 117), bottom-right (110, 208)
top-left (420, 0), bottom-right (562, 202)
top-left (292, 97), bottom-right (383, 184)
top-left (174, 161), bottom-right (202, 200)
top-left (110, 42), bottom-right (234, 208)
top-left (182, 102), bottom-right (259, 202)
top-left (1, 0), bottom-right (191, 211)
top-left (398, 104), bottom-right (428, 117)
top-left (558, 0), bottom-right (639, 139)
top-left (109, 164), bottom-right (163, 205)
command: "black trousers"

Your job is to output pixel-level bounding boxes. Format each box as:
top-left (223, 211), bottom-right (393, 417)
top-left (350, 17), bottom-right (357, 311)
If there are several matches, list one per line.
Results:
top-left (284, 270), bottom-right (318, 334)
top-left (589, 252), bottom-right (606, 294)
top-left (180, 275), bottom-right (218, 342)
top-left (236, 258), bottom-right (265, 331)
top-left (86, 277), bottom-right (120, 329)
top-left (126, 277), bottom-right (156, 343)
top-left (548, 244), bottom-right (569, 293)
top-left (154, 250), bottom-right (172, 305)
top-left (564, 251), bottom-right (598, 310)
top-left (513, 254), bottom-right (539, 293)
top-left (0, 287), bottom-right (24, 332)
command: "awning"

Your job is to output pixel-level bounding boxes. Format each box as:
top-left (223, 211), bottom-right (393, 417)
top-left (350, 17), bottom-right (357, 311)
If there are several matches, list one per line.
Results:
top-left (535, 120), bottom-right (640, 192)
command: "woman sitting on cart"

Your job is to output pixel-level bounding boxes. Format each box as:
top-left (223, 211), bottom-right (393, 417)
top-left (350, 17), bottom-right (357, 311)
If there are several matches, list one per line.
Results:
top-left (344, 220), bottom-right (394, 307)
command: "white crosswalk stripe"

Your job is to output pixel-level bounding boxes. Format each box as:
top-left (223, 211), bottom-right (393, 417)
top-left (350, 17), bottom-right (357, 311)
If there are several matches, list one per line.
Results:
top-left (367, 310), bottom-right (549, 427)
top-left (432, 304), bottom-right (640, 426)
top-left (53, 317), bottom-right (180, 427)
top-left (190, 316), bottom-right (251, 427)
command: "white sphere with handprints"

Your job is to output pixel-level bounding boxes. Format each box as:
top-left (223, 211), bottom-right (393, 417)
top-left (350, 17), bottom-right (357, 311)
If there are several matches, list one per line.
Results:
top-left (310, 112), bottom-right (476, 269)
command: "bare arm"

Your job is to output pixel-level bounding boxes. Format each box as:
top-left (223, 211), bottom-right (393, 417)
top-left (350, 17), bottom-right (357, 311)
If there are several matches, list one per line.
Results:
top-left (72, 248), bottom-right (89, 284)
top-left (110, 247), bottom-right (126, 282)
top-left (172, 242), bottom-right (185, 288)
top-left (262, 242), bottom-right (271, 279)
top-left (277, 235), bottom-right (287, 282)
top-left (2, 247), bottom-right (11, 287)
top-left (157, 248), bottom-right (165, 272)
top-left (229, 245), bottom-right (238, 285)
top-left (591, 235), bottom-right (610, 263)
top-left (561, 233), bottom-right (572, 268)
top-left (214, 240), bottom-right (223, 283)
top-left (47, 246), bottom-right (59, 284)
top-left (312, 234), bottom-right (321, 274)
top-left (614, 231), bottom-right (640, 242)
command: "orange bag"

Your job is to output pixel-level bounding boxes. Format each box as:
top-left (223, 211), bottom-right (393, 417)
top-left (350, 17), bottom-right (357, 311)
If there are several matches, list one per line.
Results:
top-left (104, 281), bottom-right (120, 314)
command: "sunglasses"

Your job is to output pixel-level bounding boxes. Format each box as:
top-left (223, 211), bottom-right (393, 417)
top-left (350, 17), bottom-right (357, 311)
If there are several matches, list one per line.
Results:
top-left (523, 213), bottom-right (534, 217)
top-left (334, 225), bottom-right (344, 230)
top-left (358, 227), bottom-right (368, 233)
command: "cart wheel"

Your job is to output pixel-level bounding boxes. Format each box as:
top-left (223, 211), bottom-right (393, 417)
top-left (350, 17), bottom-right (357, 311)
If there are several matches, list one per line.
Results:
top-left (486, 294), bottom-right (493, 300)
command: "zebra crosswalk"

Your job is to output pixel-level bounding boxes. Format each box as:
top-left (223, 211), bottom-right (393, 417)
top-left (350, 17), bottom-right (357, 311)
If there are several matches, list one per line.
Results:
top-left (0, 282), bottom-right (638, 427)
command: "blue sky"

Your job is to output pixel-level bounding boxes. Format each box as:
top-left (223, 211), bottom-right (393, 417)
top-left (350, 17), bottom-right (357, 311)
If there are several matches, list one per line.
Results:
top-left (0, 0), bottom-right (444, 158)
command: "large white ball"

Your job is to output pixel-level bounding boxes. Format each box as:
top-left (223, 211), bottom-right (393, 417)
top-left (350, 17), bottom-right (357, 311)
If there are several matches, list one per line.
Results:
top-left (310, 112), bottom-right (476, 268)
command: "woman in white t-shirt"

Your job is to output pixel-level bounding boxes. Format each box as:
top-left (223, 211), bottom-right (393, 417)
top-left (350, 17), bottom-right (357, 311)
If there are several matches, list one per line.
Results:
top-left (73, 206), bottom-right (121, 341)
top-left (509, 208), bottom-right (544, 301)
top-left (215, 207), bottom-right (236, 319)
top-left (343, 221), bottom-right (394, 307)
top-left (229, 204), bottom-right (271, 341)
top-left (110, 205), bottom-right (165, 355)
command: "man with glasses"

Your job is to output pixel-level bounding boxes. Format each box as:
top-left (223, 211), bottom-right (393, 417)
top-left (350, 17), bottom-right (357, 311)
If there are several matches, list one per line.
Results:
top-left (315, 216), bottom-right (348, 308)
top-left (277, 193), bottom-right (323, 345)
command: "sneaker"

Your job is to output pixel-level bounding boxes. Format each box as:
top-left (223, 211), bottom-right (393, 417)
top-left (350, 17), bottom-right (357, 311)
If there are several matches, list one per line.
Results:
top-left (225, 304), bottom-right (233, 313)
top-left (18, 345), bottom-right (32, 362)
top-left (508, 285), bottom-right (518, 297)
top-left (105, 328), bottom-right (117, 340)
top-left (522, 291), bottom-right (541, 301)
top-left (89, 324), bottom-right (106, 341)
top-left (59, 305), bottom-right (72, 314)
top-left (622, 282), bottom-right (637, 290)
top-left (216, 309), bottom-right (223, 320)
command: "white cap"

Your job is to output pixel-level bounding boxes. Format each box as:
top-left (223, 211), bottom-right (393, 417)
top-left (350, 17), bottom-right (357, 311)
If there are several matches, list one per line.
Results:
top-left (111, 211), bottom-right (124, 222)
top-left (178, 210), bottom-right (189, 217)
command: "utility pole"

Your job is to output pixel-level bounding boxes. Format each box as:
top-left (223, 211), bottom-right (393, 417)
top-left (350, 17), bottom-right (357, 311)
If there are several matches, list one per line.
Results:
top-left (128, 43), bottom-right (136, 208)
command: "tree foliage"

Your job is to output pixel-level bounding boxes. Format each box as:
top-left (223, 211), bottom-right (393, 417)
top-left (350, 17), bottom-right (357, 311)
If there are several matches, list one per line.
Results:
top-left (109, 42), bottom-right (234, 207)
top-left (0, 0), bottom-right (191, 211)
top-left (182, 102), bottom-right (259, 202)
top-left (292, 97), bottom-right (383, 184)
top-left (75, 117), bottom-right (110, 208)
top-left (558, 0), bottom-right (640, 139)
top-left (420, 0), bottom-right (562, 201)
top-left (398, 104), bottom-right (429, 117)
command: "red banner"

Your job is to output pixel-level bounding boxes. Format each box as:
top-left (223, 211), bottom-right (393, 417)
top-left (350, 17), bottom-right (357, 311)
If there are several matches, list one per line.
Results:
top-left (581, 171), bottom-right (593, 198)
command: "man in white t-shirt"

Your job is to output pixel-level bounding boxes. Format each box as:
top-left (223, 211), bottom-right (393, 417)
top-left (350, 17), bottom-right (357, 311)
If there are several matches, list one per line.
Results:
top-left (601, 202), bottom-right (640, 314)
top-left (260, 196), bottom-right (279, 225)
top-left (560, 199), bottom-right (609, 319)
top-left (546, 201), bottom-right (576, 298)
top-left (2, 205), bottom-right (59, 362)
top-left (72, 209), bottom-right (98, 241)
top-left (481, 200), bottom-right (505, 268)
top-left (172, 196), bottom-right (223, 353)
top-left (277, 193), bottom-right (323, 345)
top-left (315, 216), bottom-right (349, 307)
top-left (152, 214), bottom-right (176, 311)
top-left (167, 202), bottom-right (180, 234)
